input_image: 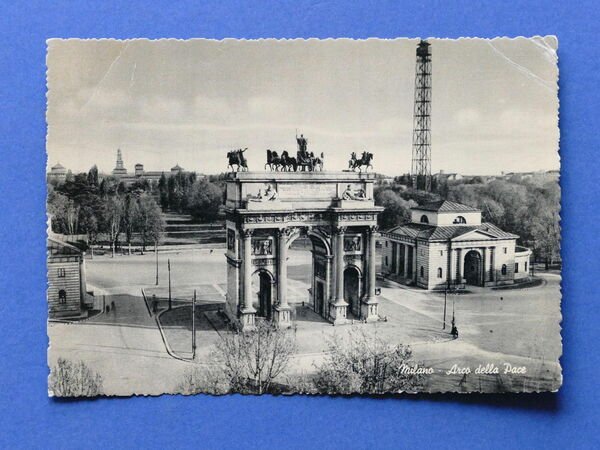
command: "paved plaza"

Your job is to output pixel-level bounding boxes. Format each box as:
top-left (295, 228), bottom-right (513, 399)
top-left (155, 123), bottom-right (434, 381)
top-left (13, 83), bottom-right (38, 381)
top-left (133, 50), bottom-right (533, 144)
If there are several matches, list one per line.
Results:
top-left (48, 246), bottom-right (562, 393)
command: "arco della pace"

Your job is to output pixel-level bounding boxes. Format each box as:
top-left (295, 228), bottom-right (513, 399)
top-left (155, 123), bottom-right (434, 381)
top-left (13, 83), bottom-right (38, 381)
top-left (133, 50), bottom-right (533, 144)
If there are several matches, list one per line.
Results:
top-left (225, 171), bottom-right (383, 330)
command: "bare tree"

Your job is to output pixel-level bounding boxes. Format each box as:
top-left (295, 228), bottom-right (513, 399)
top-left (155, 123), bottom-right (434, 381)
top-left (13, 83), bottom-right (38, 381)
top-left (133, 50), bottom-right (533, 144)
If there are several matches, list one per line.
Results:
top-left (176, 366), bottom-right (229, 395)
top-left (104, 195), bottom-right (124, 257)
top-left (49, 358), bottom-right (103, 397)
top-left (313, 328), bottom-right (425, 394)
top-left (184, 321), bottom-right (296, 394)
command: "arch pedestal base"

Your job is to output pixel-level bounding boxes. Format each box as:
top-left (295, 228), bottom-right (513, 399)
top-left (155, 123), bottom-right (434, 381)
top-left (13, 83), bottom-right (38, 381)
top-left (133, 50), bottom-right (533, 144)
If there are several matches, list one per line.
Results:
top-left (273, 305), bottom-right (292, 329)
top-left (239, 308), bottom-right (256, 331)
top-left (329, 301), bottom-right (349, 325)
top-left (360, 297), bottom-right (379, 322)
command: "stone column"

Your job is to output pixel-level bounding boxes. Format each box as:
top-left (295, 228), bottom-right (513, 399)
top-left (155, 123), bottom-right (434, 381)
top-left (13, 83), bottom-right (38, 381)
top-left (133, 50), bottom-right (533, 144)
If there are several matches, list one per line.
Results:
top-left (330, 226), bottom-right (348, 325)
top-left (481, 247), bottom-right (487, 286)
top-left (412, 244), bottom-right (418, 283)
top-left (447, 247), bottom-right (453, 287)
top-left (456, 248), bottom-right (462, 284)
top-left (403, 243), bottom-right (409, 279)
top-left (361, 225), bottom-right (379, 322)
top-left (489, 247), bottom-right (495, 283)
top-left (274, 228), bottom-right (291, 328)
top-left (240, 229), bottom-right (256, 330)
top-left (79, 253), bottom-right (87, 303)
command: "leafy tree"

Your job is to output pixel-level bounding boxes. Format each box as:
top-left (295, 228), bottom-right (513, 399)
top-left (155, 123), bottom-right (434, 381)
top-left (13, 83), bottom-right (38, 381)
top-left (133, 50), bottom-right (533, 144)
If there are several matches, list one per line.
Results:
top-left (188, 180), bottom-right (224, 222)
top-left (158, 173), bottom-right (169, 209)
top-left (49, 358), bottom-right (103, 397)
top-left (313, 329), bottom-right (425, 394)
top-left (48, 191), bottom-right (80, 235)
top-left (87, 165), bottom-right (99, 186)
top-left (375, 189), bottom-right (417, 229)
top-left (137, 193), bottom-right (164, 251)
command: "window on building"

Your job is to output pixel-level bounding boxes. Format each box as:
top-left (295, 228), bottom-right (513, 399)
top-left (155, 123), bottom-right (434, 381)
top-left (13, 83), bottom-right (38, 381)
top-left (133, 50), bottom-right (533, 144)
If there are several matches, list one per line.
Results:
top-left (58, 289), bottom-right (67, 304)
top-left (453, 216), bottom-right (467, 224)
top-left (420, 266), bottom-right (424, 278)
top-left (385, 256), bottom-right (389, 266)
top-left (503, 247), bottom-right (507, 254)
top-left (525, 261), bottom-right (528, 272)
top-left (440, 250), bottom-right (443, 256)
top-left (57, 268), bottom-right (66, 278)
top-left (515, 263), bottom-right (519, 273)
top-left (437, 267), bottom-right (443, 278)
top-left (385, 241), bottom-right (388, 248)
top-left (501, 264), bottom-right (507, 275)
top-left (420, 215), bottom-right (429, 224)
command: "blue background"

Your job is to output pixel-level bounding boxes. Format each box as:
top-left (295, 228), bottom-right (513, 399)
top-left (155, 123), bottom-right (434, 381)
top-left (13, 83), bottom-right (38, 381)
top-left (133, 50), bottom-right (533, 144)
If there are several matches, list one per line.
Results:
top-left (0, 1), bottom-right (598, 448)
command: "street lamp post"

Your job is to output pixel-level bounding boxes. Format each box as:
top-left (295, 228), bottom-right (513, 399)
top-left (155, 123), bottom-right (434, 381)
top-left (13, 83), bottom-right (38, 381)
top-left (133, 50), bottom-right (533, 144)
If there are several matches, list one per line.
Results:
top-left (443, 284), bottom-right (448, 330)
top-left (155, 242), bottom-right (159, 286)
top-left (168, 258), bottom-right (172, 310)
top-left (192, 289), bottom-right (196, 359)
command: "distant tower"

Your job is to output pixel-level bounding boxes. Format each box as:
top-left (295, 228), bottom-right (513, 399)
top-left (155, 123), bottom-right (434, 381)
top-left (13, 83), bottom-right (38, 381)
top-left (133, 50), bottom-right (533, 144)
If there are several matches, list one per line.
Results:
top-left (112, 148), bottom-right (128, 176)
top-left (411, 40), bottom-right (432, 191)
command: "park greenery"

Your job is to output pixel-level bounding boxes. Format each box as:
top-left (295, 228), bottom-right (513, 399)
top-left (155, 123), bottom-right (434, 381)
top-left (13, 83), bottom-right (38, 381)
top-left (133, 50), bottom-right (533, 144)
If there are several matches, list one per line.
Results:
top-left (374, 173), bottom-right (561, 267)
top-left (48, 167), bottom-right (226, 255)
top-left (49, 165), bottom-right (560, 268)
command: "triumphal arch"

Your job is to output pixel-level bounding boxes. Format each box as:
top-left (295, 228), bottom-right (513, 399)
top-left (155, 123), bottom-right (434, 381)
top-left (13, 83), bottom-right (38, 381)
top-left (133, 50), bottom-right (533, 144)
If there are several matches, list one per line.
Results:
top-left (225, 171), bottom-right (383, 330)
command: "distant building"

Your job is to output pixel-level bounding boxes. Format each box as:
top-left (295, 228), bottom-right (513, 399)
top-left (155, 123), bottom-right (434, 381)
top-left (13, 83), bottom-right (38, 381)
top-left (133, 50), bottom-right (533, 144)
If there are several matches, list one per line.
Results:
top-left (47, 237), bottom-right (90, 319)
top-left (109, 150), bottom-right (195, 185)
top-left (47, 162), bottom-right (67, 183)
top-left (434, 170), bottom-right (463, 182)
top-left (380, 200), bottom-right (531, 290)
top-left (112, 148), bottom-right (128, 177)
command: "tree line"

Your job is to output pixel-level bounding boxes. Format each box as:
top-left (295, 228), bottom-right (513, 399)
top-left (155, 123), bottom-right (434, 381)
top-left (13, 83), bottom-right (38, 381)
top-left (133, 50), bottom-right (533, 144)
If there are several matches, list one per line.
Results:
top-left (375, 175), bottom-right (561, 267)
top-left (157, 171), bottom-right (225, 222)
top-left (48, 165), bottom-right (164, 257)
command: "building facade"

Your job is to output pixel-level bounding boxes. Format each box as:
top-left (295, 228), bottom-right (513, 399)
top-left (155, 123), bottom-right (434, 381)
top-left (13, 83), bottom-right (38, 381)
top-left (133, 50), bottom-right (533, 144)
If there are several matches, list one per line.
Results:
top-left (47, 162), bottom-right (67, 183)
top-left (381, 200), bottom-right (530, 290)
top-left (47, 238), bottom-right (90, 318)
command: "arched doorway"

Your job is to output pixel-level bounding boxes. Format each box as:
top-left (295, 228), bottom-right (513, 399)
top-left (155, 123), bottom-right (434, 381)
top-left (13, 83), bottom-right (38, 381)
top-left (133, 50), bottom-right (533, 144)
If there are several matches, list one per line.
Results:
top-left (255, 270), bottom-right (273, 320)
top-left (286, 228), bottom-right (332, 320)
top-left (464, 250), bottom-right (482, 286)
top-left (344, 266), bottom-right (361, 317)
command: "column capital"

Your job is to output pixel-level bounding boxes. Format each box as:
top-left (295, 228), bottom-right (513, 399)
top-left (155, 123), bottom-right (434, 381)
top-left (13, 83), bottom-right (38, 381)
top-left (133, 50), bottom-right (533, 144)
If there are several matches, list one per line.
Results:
top-left (277, 227), bottom-right (291, 237)
top-left (367, 224), bottom-right (380, 234)
top-left (242, 228), bottom-right (254, 239)
top-left (333, 225), bottom-right (347, 235)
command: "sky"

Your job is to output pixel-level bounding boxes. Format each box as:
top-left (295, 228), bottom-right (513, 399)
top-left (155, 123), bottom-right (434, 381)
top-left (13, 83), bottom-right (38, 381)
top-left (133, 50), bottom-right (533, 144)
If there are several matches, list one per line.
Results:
top-left (46, 37), bottom-right (559, 176)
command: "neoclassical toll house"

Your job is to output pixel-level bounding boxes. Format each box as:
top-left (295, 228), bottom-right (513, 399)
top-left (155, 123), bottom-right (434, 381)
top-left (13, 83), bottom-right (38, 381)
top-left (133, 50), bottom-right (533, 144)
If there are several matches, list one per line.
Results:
top-left (224, 171), bottom-right (383, 330)
top-left (381, 200), bottom-right (531, 290)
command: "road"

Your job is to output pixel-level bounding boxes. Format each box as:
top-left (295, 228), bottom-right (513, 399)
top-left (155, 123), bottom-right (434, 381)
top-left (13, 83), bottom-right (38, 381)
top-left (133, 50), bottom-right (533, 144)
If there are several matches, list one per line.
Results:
top-left (49, 248), bottom-right (562, 393)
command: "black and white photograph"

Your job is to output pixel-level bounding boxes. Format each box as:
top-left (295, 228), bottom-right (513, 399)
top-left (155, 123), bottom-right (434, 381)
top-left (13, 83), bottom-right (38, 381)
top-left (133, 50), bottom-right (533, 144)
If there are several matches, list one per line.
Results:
top-left (46, 37), bottom-right (561, 396)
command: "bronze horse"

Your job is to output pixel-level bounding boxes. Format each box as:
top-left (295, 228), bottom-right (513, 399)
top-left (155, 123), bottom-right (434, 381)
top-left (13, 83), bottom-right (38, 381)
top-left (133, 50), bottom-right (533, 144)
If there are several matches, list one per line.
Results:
top-left (349, 151), bottom-right (373, 172)
top-left (227, 148), bottom-right (248, 172)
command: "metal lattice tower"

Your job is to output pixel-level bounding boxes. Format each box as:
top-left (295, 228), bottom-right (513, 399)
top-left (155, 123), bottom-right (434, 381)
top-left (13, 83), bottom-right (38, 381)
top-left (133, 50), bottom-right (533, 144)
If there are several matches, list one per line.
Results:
top-left (411, 40), bottom-right (432, 191)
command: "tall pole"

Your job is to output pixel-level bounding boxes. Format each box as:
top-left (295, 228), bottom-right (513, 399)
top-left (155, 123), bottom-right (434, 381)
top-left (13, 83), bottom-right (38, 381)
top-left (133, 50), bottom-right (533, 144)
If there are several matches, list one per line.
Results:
top-left (443, 287), bottom-right (447, 330)
top-left (155, 242), bottom-right (159, 285)
top-left (168, 258), bottom-right (172, 310)
top-left (192, 289), bottom-right (196, 359)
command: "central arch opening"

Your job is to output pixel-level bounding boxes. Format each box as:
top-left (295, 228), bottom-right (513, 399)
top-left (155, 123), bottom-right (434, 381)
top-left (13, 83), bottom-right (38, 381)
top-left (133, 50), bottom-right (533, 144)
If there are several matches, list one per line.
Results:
top-left (287, 228), bottom-right (332, 321)
top-left (344, 266), bottom-right (361, 318)
top-left (464, 250), bottom-right (482, 286)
